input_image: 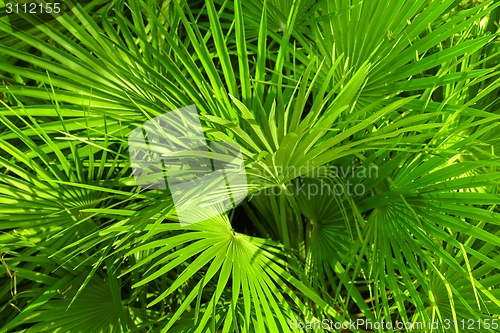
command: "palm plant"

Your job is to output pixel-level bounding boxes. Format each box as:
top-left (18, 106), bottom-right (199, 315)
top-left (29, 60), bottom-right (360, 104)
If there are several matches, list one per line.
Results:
top-left (0, 0), bottom-right (499, 332)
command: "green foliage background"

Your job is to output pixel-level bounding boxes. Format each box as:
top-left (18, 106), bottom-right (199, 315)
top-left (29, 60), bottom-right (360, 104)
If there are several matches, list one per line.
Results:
top-left (0, 0), bottom-right (499, 332)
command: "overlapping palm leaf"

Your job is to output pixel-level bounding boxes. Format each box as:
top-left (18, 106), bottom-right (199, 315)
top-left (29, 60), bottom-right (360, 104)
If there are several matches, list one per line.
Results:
top-left (0, 0), bottom-right (499, 332)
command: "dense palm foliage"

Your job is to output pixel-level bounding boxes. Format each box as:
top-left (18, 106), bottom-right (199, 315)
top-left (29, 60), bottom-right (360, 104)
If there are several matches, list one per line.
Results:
top-left (0, 0), bottom-right (499, 332)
